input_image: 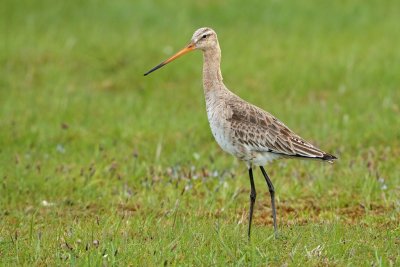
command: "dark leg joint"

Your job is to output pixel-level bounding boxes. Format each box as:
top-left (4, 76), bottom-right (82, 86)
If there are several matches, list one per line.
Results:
top-left (268, 186), bottom-right (274, 194)
top-left (250, 191), bottom-right (256, 201)
top-left (268, 186), bottom-right (275, 196)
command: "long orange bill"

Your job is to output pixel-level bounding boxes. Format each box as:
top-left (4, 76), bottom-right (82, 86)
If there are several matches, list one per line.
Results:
top-left (144, 43), bottom-right (195, 76)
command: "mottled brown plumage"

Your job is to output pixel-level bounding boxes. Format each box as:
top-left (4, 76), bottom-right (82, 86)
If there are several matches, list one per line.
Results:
top-left (144, 27), bottom-right (337, 239)
top-left (226, 91), bottom-right (336, 161)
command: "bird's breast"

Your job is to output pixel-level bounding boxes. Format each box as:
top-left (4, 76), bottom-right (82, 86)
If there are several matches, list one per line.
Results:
top-left (205, 93), bottom-right (237, 156)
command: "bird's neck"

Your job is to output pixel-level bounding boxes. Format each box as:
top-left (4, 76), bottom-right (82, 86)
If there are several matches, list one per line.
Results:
top-left (202, 45), bottom-right (224, 93)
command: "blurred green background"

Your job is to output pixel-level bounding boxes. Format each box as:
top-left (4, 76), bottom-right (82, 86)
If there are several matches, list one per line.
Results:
top-left (1, 0), bottom-right (399, 265)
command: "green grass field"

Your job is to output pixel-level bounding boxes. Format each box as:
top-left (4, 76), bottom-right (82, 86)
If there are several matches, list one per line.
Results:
top-left (1, 0), bottom-right (400, 265)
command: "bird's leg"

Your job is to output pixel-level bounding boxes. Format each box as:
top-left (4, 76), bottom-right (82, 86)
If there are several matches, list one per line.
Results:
top-left (260, 166), bottom-right (278, 237)
top-left (248, 167), bottom-right (256, 240)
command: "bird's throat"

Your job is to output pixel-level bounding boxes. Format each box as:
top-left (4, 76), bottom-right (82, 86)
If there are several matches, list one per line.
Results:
top-left (202, 46), bottom-right (224, 93)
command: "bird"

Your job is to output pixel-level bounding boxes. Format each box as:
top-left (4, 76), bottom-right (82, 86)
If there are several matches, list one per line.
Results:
top-left (144, 27), bottom-right (337, 239)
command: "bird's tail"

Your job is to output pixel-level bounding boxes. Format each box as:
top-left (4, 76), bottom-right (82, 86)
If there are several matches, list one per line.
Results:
top-left (321, 153), bottom-right (337, 163)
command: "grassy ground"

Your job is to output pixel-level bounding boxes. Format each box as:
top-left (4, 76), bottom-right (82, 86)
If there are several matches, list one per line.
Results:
top-left (1, 0), bottom-right (400, 265)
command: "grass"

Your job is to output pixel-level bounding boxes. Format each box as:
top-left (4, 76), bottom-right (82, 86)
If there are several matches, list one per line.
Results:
top-left (1, 0), bottom-right (400, 265)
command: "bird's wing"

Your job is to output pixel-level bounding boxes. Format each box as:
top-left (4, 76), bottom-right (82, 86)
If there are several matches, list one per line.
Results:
top-left (227, 98), bottom-right (334, 160)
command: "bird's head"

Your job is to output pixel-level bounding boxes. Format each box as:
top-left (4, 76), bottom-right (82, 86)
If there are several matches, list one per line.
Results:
top-left (144, 27), bottom-right (218, 76)
top-left (190, 27), bottom-right (218, 51)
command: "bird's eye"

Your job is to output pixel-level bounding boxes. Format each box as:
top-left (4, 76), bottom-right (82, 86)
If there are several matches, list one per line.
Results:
top-left (202, 34), bottom-right (207, 39)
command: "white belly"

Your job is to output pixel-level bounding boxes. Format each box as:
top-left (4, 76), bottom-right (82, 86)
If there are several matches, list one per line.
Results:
top-left (209, 122), bottom-right (236, 155)
top-left (206, 116), bottom-right (234, 156)
top-left (251, 151), bottom-right (281, 166)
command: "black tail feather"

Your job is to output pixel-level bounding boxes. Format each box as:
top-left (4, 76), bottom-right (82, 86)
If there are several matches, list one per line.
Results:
top-left (322, 153), bottom-right (337, 161)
